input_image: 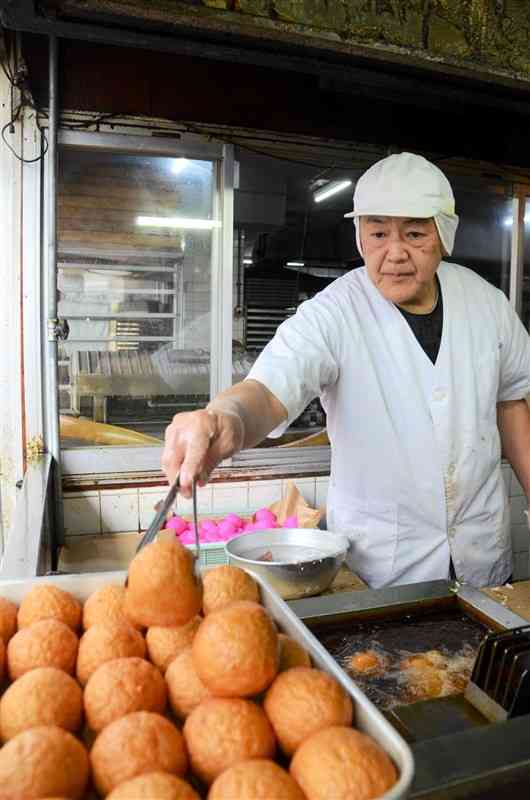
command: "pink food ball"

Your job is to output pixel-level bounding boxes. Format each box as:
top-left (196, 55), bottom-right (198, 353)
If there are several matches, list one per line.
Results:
top-left (224, 513), bottom-right (244, 528)
top-left (180, 529), bottom-right (196, 545)
top-left (283, 515), bottom-right (298, 529)
top-left (218, 520), bottom-right (238, 537)
top-left (255, 508), bottom-right (277, 523)
top-left (165, 515), bottom-right (189, 535)
top-left (201, 519), bottom-right (219, 535)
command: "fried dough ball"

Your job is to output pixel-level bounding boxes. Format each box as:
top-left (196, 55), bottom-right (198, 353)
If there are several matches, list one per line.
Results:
top-left (0, 726), bottom-right (89, 800)
top-left (76, 620), bottom-right (146, 686)
top-left (125, 539), bottom-right (202, 628)
top-left (91, 712), bottom-right (188, 796)
top-left (202, 565), bottom-right (260, 615)
top-left (279, 634), bottom-right (311, 672)
top-left (290, 726), bottom-right (397, 800)
top-left (349, 651), bottom-right (381, 674)
top-left (192, 601), bottom-right (279, 697)
top-left (264, 667), bottom-right (353, 756)
top-left (0, 667), bottom-right (83, 742)
top-left (183, 698), bottom-right (276, 785)
top-left (146, 616), bottom-right (201, 672)
top-left (165, 648), bottom-right (211, 719)
top-left (0, 596), bottom-right (17, 644)
top-left (0, 637), bottom-right (4, 683)
top-left (401, 654), bottom-right (443, 700)
top-left (83, 584), bottom-right (141, 631)
top-left (424, 649), bottom-right (447, 668)
top-left (17, 585), bottom-right (81, 632)
top-left (84, 657), bottom-right (167, 732)
top-left (107, 772), bottom-right (200, 800)
top-left (400, 655), bottom-right (432, 671)
top-left (7, 619), bottom-right (78, 680)
top-left (208, 759), bottom-right (306, 800)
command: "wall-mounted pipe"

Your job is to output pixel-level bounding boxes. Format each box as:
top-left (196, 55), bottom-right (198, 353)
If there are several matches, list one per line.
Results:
top-left (45, 33), bottom-right (64, 556)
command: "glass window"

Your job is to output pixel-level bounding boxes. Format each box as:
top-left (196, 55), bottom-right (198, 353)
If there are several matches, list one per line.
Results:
top-left (232, 151), bottom-right (362, 447)
top-left (57, 149), bottom-right (217, 448)
top-left (444, 176), bottom-right (512, 296)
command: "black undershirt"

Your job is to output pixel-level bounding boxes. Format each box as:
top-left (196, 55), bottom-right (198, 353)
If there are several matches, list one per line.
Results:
top-left (395, 275), bottom-right (443, 364)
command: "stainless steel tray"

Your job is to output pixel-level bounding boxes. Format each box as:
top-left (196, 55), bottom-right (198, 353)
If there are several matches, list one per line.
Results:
top-left (0, 570), bottom-right (414, 799)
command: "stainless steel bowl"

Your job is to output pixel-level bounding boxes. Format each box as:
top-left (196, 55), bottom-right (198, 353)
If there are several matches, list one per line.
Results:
top-left (225, 528), bottom-right (348, 600)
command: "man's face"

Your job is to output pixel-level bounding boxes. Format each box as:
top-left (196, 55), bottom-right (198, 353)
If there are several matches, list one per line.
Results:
top-left (360, 216), bottom-right (443, 306)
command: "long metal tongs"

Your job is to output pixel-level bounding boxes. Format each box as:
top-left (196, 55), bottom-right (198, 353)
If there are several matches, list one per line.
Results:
top-left (125, 475), bottom-right (201, 584)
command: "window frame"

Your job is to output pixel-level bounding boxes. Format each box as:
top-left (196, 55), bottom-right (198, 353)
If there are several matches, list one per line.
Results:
top-left (54, 129), bottom-right (233, 476)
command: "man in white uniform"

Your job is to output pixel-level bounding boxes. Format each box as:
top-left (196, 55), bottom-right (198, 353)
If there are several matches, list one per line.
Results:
top-left (162, 153), bottom-right (530, 589)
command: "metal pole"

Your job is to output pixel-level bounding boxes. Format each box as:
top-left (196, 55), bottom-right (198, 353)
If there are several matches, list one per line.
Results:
top-left (45, 34), bottom-right (64, 557)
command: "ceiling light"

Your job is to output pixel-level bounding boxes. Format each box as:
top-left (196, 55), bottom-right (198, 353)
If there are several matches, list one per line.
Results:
top-left (136, 216), bottom-right (221, 230)
top-left (313, 179), bottom-right (352, 204)
top-left (171, 157), bottom-right (188, 175)
top-left (243, 258), bottom-right (253, 265)
top-left (286, 261), bottom-right (305, 267)
top-left (503, 213), bottom-right (530, 226)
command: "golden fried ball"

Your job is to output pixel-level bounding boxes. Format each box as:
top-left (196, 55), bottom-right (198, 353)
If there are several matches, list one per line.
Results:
top-left (183, 698), bottom-right (276, 785)
top-left (0, 596), bottom-right (17, 644)
top-left (0, 667), bottom-right (83, 742)
top-left (0, 726), bottom-right (89, 800)
top-left (91, 711), bottom-right (188, 796)
top-left (0, 637), bottom-right (4, 683)
top-left (400, 655), bottom-right (432, 671)
top-left (84, 656), bottom-right (167, 732)
top-left (349, 651), bottom-right (381, 674)
top-left (17, 585), bottom-right (81, 632)
top-left (192, 601), bottom-right (279, 697)
top-left (290, 726), bottom-right (398, 800)
top-left (202, 565), bottom-right (260, 615)
top-left (165, 648), bottom-right (211, 720)
top-left (107, 772), bottom-right (200, 800)
top-left (264, 667), bottom-right (353, 756)
top-left (146, 616), bottom-right (201, 672)
top-left (278, 634), bottom-right (311, 672)
top-left (76, 620), bottom-right (146, 686)
top-left (7, 619), bottom-right (78, 680)
top-left (82, 584), bottom-right (141, 631)
top-left (125, 539), bottom-right (202, 627)
top-left (208, 759), bottom-right (306, 800)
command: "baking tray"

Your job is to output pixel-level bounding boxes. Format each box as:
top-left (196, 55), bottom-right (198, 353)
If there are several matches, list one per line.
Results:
top-left (0, 570), bottom-right (414, 800)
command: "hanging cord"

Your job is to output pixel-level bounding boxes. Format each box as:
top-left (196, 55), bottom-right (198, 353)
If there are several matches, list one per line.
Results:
top-left (1, 27), bottom-right (49, 163)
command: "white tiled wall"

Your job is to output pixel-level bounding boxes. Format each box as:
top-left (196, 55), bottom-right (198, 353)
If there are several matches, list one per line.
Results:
top-left (62, 468), bottom-right (529, 583)
top-left (63, 491), bottom-right (101, 536)
top-left (63, 476), bottom-right (329, 535)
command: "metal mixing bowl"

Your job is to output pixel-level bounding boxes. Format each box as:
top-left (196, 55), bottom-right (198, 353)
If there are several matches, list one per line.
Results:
top-left (225, 528), bottom-right (349, 600)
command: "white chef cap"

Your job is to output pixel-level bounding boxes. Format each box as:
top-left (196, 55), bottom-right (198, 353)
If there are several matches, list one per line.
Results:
top-left (345, 152), bottom-right (459, 256)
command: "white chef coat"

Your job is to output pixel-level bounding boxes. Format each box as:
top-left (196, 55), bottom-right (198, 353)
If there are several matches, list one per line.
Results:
top-left (247, 262), bottom-right (530, 589)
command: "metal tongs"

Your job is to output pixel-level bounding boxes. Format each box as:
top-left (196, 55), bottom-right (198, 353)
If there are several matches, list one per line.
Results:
top-left (125, 475), bottom-right (201, 585)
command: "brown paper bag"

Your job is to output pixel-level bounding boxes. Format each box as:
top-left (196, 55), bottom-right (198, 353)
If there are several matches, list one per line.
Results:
top-left (268, 480), bottom-right (322, 529)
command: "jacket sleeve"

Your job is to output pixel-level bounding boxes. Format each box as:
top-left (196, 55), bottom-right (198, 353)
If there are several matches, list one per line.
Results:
top-left (498, 293), bottom-right (530, 402)
top-left (245, 292), bottom-right (340, 437)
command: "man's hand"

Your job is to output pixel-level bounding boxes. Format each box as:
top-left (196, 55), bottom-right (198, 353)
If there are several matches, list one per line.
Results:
top-left (161, 380), bottom-right (288, 497)
top-left (162, 409), bottom-right (244, 497)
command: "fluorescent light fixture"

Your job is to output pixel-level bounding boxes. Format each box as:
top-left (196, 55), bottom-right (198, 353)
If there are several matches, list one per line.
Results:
top-left (313, 179), bottom-right (352, 204)
top-left (503, 213), bottom-right (530, 226)
top-left (136, 216), bottom-right (221, 230)
top-left (286, 261), bottom-right (305, 267)
top-left (243, 258), bottom-right (253, 265)
top-left (171, 157), bottom-right (188, 175)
